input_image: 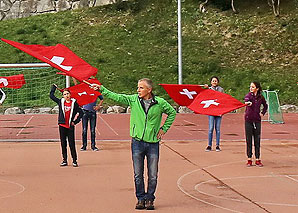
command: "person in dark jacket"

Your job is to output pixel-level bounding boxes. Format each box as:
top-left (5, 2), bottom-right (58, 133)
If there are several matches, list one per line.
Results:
top-left (50, 84), bottom-right (83, 167)
top-left (244, 81), bottom-right (268, 167)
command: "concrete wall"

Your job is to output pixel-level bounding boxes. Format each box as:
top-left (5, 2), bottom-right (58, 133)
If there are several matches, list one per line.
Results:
top-left (0, 0), bottom-right (115, 20)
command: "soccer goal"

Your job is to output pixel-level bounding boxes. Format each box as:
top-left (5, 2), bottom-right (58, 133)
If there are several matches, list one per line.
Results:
top-left (262, 90), bottom-right (284, 124)
top-left (0, 63), bottom-right (67, 110)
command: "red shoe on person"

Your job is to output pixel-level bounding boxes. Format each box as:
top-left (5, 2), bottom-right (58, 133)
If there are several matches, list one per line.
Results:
top-left (255, 160), bottom-right (263, 167)
top-left (246, 160), bottom-right (252, 167)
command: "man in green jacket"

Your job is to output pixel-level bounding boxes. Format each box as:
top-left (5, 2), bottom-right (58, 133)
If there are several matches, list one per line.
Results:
top-left (91, 78), bottom-right (176, 210)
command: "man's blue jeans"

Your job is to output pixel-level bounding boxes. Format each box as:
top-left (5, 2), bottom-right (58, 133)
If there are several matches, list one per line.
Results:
top-left (208, 115), bottom-right (222, 146)
top-left (82, 110), bottom-right (97, 148)
top-left (131, 138), bottom-right (159, 201)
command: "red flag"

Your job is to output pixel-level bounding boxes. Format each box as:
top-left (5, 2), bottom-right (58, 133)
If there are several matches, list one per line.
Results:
top-left (0, 74), bottom-right (26, 89)
top-left (67, 79), bottom-right (102, 106)
top-left (160, 84), bottom-right (205, 106)
top-left (1, 38), bottom-right (98, 81)
top-left (188, 89), bottom-right (246, 116)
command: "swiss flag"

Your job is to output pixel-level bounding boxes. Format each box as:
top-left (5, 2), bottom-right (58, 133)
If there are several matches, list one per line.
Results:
top-left (67, 79), bottom-right (102, 106)
top-left (188, 89), bottom-right (246, 116)
top-left (1, 38), bottom-right (98, 82)
top-left (0, 74), bottom-right (26, 89)
top-left (160, 84), bottom-right (204, 106)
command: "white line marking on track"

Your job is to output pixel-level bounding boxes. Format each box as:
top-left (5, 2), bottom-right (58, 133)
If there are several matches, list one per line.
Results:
top-left (177, 161), bottom-right (245, 213)
top-left (183, 120), bottom-right (197, 126)
top-left (195, 175), bottom-right (298, 207)
top-left (285, 175), bottom-right (298, 183)
top-left (178, 161), bottom-right (298, 212)
top-left (0, 179), bottom-right (25, 199)
top-left (98, 115), bottom-right (119, 136)
top-left (173, 126), bottom-right (192, 135)
top-left (16, 116), bottom-right (34, 137)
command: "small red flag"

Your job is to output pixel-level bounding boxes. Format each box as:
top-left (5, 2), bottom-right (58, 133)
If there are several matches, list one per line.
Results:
top-left (67, 79), bottom-right (102, 106)
top-left (188, 89), bottom-right (246, 116)
top-left (160, 84), bottom-right (205, 106)
top-left (0, 74), bottom-right (26, 89)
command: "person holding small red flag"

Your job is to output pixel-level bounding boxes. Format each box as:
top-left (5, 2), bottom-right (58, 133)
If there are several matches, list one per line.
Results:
top-left (50, 84), bottom-right (83, 167)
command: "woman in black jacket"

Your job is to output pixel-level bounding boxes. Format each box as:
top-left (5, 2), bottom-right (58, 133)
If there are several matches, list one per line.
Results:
top-left (50, 84), bottom-right (83, 167)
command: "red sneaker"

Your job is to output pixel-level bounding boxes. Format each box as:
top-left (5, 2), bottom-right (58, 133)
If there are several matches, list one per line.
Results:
top-left (255, 160), bottom-right (263, 167)
top-left (246, 160), bottom-right (252, 167)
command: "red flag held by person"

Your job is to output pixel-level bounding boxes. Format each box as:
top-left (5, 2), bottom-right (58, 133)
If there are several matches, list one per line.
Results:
top-left (160, 84), bottom-right (205, 106)
top-left (1, 38), bottom-right (98, 81)
top-left (0, 74), bottom-right (26, 89)
top-left (188, 89), bottom-right (246, 116)
top-left (67, 79), bottom-right (102, 106)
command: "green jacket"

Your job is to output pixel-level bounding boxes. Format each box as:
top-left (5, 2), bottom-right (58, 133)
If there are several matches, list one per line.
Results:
top-left (100, 86), bottom-right (176, 143)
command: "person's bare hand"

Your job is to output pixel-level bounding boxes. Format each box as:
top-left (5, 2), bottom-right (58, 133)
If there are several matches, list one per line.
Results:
top-left (157, 129), bottom-right (165, 140)
top-left (245, 101), bottom-right (252, 106)
top-left (90, 84), bottom-right (101, 91)
top-left (93, 105), bottom-right (102, 111)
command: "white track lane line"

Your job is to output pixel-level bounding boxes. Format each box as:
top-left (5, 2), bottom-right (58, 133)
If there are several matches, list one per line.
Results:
top-left (0, 179), bottom-right (25, 199)
top-left (195, 175), bottom-right (298, 207)
top-left (98, 115), bottom-right (119, 136)
top-left (177, 161), bottom-right (245, 213)
top-left (285, 175), bottom-right (298, 183)
top-left (16, 115), bottom-right (34, 137)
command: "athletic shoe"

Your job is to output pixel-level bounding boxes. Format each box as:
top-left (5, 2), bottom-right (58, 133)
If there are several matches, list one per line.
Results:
top-left (72, 162), bottom-right (78, 167)
top-left (255, 160), bottom-right (263, 167)
top-left (216, 146), bottom-right (221, 152)
top-left (60, 161), bottom-right (67, 167)
top-left (92, 147), bottom-right (99, 151)
top-left (80, 146), bottom-right (86, 151)
top-left (246, 160), bottom-right (253, 167)
top-left (205, 146), bottom-right (211, 152)
top-left (146, 200), bottom-right (155, 210)
top-left (135, 200), bottom-right (146, 210)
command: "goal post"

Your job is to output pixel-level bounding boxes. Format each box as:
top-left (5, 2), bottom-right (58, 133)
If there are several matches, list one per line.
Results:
top-left (262, 90), bottom-right (284, 124)
top-left (0, 63), bottom-right (67, 109)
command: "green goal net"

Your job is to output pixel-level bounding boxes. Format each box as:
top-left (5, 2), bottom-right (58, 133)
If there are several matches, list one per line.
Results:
top-left (262, 90), bottom-right (284, 124)
top-left (0, 64), bottom-right (66, 111)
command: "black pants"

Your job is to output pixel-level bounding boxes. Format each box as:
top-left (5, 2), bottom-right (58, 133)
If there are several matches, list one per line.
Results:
top-left (59, 126), bottom-right (77, 163)
top-left (245, 121), bottom-right (261, 159)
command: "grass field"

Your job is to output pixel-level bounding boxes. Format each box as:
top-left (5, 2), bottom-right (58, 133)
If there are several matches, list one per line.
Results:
top-left (0, 0), bottom-right (297, 108)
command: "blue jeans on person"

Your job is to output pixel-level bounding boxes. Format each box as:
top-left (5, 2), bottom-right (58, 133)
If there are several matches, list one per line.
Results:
top-left (82, 110), bottom-right (97, 148)
top-left (131, 138), bottom-right (159, 201)
top-left (208, 115), bottom-right (222, 147)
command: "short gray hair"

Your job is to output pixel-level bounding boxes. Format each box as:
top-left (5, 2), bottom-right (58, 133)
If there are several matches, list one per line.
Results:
top-left (138, 78), bottom-right (153, 89)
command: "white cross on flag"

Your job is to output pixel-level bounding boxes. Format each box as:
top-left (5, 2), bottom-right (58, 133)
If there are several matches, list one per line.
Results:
top-left (159, 84), bottom-right (204, 106)
top-left (188, 89), bottom-right (246, 116)
top-left (1, 38), bottom-right (98, 81)
top-left (67, 79), bottom-right (102, 106)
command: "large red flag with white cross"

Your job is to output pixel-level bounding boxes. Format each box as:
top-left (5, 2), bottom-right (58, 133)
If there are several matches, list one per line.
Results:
top-left (1, 38), bottom-right (98, 81)
top-left (188, 89), bottom-right (246, 116)
top-left (0, 74), bottom-right (26, 89)
top-left (159, 84), bottom-right (205, 106)
top-left (67, 79), bottom-right (102, 106)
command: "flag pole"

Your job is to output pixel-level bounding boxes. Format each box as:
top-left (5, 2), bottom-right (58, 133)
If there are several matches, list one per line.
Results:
top-left (177, 0), bottom-right (183, 85)
top-left (66, 76), bottom-right (70, 88)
